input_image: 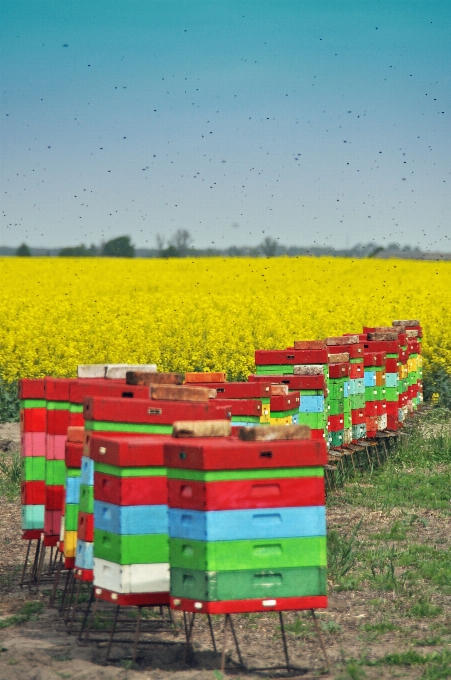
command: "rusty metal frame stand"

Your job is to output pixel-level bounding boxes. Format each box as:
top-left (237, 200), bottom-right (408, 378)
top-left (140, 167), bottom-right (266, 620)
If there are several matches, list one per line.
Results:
top-left (181, 611), bottom-right (219, 666)
top-left (181, 610), bottom-right (330, 676)
top-left (20, 537), bottom-right (42, 589)
top-left (59, 567), bottom-right (74, 615)
top-left (78, 586), bottom-right (95, 639)
top-left (49, 552), bottom-right (64, 606)
top-left (19, 539), bottom-right (34, 589)
top-left (105, 605), bottom-right (121, 662)
top-left (80, 599), bottom-right (178, 661)
top-left (310, 609), bottom-right (331, 673)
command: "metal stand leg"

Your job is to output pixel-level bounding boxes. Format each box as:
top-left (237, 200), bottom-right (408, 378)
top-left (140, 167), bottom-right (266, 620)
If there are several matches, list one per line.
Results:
top-left (64, 572), bottom-right (77, 624)
top-left (279, 611), bottom-right (290, 670)
top-left (29, 538), bottom-right (41, 588)
top-left (310, 609), bottom-right (331, 673)
top-left (207, 614), bottom-right (217, 653)
top-left (84, 598), bottom-right (99, 641)
top-left (59, 568), bottom-right (73, 615)
top-left (47, 547), bottom-right (54, 575)
top-left (228, 615), bottom-right (244, 667)
top-left (132, 606), bottom-right (142, 663)
top-left (105, 605), bottom-right (120, 662)
top-left (34, 543), bottom-right (46, 592)
top-left (78, 587), bottom-right (94, 640)
top-left (182, 613), bottom-right (196, 665)
top-left (220, 614), bottom-right (229, 673)
top-left (49, 553), bottom-right (64, 606)
top-left (68, 579), bottom-right (82, 633)
top-left (20, 540), bottom-right (32, 588)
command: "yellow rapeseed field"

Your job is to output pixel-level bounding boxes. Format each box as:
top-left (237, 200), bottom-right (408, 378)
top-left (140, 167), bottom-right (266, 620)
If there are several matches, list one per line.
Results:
top-left (0, 257), bottom-right (450, 382)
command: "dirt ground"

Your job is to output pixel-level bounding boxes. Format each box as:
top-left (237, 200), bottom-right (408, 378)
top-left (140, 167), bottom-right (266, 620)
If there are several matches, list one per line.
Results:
top-left (0, 422), bottom-right (449, 680)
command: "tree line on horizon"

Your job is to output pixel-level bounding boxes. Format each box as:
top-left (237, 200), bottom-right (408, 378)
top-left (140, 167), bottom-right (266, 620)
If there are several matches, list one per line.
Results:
top-left (10, 231), bottom-right (427, 259)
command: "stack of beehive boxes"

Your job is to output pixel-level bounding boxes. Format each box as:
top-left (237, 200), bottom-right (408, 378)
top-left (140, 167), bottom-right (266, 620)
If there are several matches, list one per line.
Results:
top-left (363, 327), bottom-right (405, 432)
top-left (19, 378), bottom-right (46, 534)
top-left (61, 426), bottom-right (84, 568)
top-left (324, 338), bottom-right (349, 448)
top-left (91, 436), bottom-right (170, 605)
top-left (44, 378), bottom-right (72, 545)
top-left (80, 386), bottom-right (230, 602)
top-left (187, 376), bottom-right (271, 427)
top-left (166, 427), bottom-right (328, 614)
top-left (329, 336), bottom-right (366, 444)
top-left (249, 372), bottom-right (329, 443)
top-left (395, 321), bottom-right (423, 412)
top-left (270, 388), bottom-right (300, 426)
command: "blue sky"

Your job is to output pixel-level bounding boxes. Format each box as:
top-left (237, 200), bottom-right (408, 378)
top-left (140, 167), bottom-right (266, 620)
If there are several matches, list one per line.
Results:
top-left (1, 0), bottom-right (450, 250)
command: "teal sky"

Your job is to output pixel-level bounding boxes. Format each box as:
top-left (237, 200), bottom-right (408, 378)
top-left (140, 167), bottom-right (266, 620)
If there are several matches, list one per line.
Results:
top-left (1, 1), bottom-right (450, 250)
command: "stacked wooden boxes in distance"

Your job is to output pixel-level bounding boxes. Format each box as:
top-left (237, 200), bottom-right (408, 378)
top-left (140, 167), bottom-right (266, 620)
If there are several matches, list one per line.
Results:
top-left (248, 373), bottom-right (329, 443)
top-left (324, 338), bottom-right (351, 448)
top-left (185, 379), bottom-right (272, 427)
top-left (19, 378), bottom-right (46, 534)
top-left (256, 345), bottom-right (330, 440)
top-left (362, 348), bottom-right (387, 438)
top-left (328, 336), bottom-right (366, 444)
top-left (270, 388), bottom-right (300, 426)
top-left (363, 327), bottom-right (404, 432)
top-left (393, 320), bottom-right (423, 413)
top-left (90, 436), bottom-right (170, 606)
top-left (166, 427), bottom-right (328, 614)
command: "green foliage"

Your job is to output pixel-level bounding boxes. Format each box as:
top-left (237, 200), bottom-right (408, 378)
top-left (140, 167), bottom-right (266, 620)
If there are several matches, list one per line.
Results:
top-left (407, 597), bottom-right (443, 619)
top-left (102, 235), bottom-right (135, 258)
top-left (0, 379), bottom-right (20, 423)
top-left (368, 544), bottom-right (413, 594)
top-left (59, 244), bottom-right (96, 257)
top-left (423, 365), bottom-right (451, 409)
top-left (327, 519), bottom-right (362, 586)
top-left (160, 245), bottom-right (180, 258)
top-left (0, 601), bottom-right (44, 629)
top-left (15, 243), bottom-right (31, 256)
top-left (337, 662), bottom-right (367, 680)
top-left (361, 621), bottom-right (396, 634)
top-left (0, 451), bottom-right (21, 499)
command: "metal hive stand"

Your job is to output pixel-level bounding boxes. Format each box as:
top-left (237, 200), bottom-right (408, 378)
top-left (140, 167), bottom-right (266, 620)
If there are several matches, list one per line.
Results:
top-left (182, 609), bottom-right (331, 675)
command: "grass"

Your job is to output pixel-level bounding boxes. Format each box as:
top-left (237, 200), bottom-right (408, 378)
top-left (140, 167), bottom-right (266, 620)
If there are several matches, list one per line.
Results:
top-left (0, 450), bottom-right (21, 499)
top-left (330, 407), bottom-right (451, 679)
top-left (0, 601), bottom-right (44, 629)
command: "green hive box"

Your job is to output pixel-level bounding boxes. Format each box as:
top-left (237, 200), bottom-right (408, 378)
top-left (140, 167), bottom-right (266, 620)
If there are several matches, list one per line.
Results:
top-left (45, 460), bottom-right (66, 486)
top-left (296, 412), bottom-right (327, 429)
top-left (169, 536), bottom-right (326, 572)
top-left (79, 484), bottom-right (94, 514)
top-left (255, 365), bottom-right (294, 376)
top-left (94, 530), bottom-right (169, 565)
top-left (84, 420), bottom-right (172, 435)
top-left (168, 466), bottom-right (323, 482)
top-left (170, 566), bottom-right (327, 601)
top-left (21, 457), bottom-right (45, 482)
top-left (328, 398), bottom-right (344, 416)
top-left (65, 504), bottom-right (79, 531)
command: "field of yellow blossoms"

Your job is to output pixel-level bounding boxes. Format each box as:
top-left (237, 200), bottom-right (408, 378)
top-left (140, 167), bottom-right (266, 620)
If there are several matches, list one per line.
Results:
top-left (0, 257), bottom-right (450, 383)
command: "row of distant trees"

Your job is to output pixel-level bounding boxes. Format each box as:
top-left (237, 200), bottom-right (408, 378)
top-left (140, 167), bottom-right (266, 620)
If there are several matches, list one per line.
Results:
top-left (14, 232), bottom-right (281, 258)
top-left (13, 233), bottom-right (425, 259)
top-left (16, 236), bottom-right (136, 258)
